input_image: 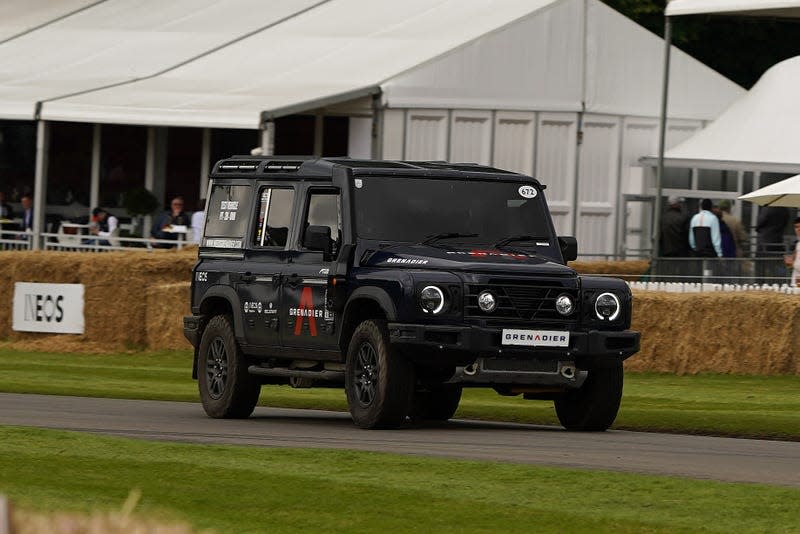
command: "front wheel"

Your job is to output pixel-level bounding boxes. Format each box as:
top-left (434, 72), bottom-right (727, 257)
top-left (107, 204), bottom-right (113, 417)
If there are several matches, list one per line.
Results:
top-left (345, 320), bottom-right (414, 429)
top-left (198, 314), bottom-right (261, 418)
top-left (409, 386), bottom-right (462, 422)
top-left (554, 364), bottom-right (623, 431)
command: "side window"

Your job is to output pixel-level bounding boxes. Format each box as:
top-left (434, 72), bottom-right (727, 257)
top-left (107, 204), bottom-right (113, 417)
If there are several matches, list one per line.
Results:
top-left (303, 190), bottom-right (341, 255)
top-left (253, 187), bottom-right (294, 247)
top-left (203, 184), bottom-right (252, 248)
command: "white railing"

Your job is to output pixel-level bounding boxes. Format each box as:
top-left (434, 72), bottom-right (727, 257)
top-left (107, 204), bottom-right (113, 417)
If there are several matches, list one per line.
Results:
top-left (628, 281), bottom-right (800, 294)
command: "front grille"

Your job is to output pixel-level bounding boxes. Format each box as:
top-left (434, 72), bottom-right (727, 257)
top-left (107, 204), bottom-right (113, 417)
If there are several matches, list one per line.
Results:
top-left (465, 278), bottom-right (579, 326)
top-left (483, 358), bottom-right (558, 373)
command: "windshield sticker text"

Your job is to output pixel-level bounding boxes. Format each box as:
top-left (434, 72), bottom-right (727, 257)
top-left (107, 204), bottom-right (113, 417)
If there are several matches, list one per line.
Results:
top-left (518, 186), bottom-right (538, 199)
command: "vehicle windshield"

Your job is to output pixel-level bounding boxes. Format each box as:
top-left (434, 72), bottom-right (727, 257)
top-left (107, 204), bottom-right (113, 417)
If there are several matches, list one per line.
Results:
top-left (353, 176), bottom-right (551, 246)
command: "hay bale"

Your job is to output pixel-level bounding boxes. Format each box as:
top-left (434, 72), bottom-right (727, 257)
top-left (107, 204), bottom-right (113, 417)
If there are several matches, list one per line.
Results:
top-left (146, 282), bottom-right (192, 350)
top-left (569, 260), bottom-right (650, 281)
top-left (0, 249), bottom-right (195, 350)
top-left (628, 291), bottom-right (800, 375)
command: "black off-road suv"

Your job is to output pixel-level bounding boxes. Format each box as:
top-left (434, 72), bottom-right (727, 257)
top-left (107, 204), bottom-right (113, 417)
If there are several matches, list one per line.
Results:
top-left (184, 156), bottom-right (640, 430)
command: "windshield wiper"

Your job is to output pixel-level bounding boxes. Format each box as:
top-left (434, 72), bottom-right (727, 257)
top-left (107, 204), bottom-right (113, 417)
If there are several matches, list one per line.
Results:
top-left (421, 232), bottom-right (479, 245)
top-left (492, 234), bottom-right (538, 249)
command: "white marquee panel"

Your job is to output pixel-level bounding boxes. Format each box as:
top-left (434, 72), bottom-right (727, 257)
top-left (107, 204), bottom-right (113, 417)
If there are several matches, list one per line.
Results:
top-left (449, 111), bottom-right (492, 165)
top-left (493, 111), bottom-right (536, 175)
top-left (405, 110), bottom-right (448, 161)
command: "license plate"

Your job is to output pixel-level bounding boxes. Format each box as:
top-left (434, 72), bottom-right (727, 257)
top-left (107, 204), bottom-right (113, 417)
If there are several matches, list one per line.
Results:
top-left (501, 329), bottom-right (570, 347)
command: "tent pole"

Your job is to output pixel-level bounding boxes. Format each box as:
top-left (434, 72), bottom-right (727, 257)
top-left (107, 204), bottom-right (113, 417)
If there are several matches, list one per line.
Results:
top-left (32, 120), bottom-right (50, 250)
top-left (653, 15), bottom-right (672, 260)
top-left (90, 124), bottom-right (101, 213)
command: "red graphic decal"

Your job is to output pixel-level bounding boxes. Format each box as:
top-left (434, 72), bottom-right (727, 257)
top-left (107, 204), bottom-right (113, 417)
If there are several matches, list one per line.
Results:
top-left (294, 286), bottom-right (318, 337)
top-left (470, 249), bottom-right (527, 260)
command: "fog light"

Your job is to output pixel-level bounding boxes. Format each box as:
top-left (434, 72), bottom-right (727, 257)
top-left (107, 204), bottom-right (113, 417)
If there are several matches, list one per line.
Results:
top-left (595, 292), bottom-right (620, 321)
top-left (477, 290), bottom-right (497, 313)
top-left (555, 294), bottom-right (574, 316)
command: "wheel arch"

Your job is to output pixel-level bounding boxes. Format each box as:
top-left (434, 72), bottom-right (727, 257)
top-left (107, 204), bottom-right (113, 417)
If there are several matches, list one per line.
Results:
top-left (338, 287), bottom-right (397, 354)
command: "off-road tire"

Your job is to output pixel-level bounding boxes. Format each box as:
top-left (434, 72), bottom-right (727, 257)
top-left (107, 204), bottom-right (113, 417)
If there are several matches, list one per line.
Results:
top-left (345, 319), bottom-right (414, 429)
top-left (409, 386), bottom-right (462, 422)
top-left (198, 314), bottom-right (261, 418)
top-left (554, 364), bottom-right (623, 431)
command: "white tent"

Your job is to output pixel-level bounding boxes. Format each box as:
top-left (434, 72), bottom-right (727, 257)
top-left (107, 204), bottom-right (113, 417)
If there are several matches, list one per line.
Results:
top-left (0, 0), bottom-right (744, 256)
top-left (0, 0), bottom-right (324, 120)
top-left (0, 0), bottom-right (97, 42)
top-left (0, 0), bottom-right (740, 129)
top-left (648, 56), bottom-right (800, 173)
top-left (666, 0), bottom-right (800, 18)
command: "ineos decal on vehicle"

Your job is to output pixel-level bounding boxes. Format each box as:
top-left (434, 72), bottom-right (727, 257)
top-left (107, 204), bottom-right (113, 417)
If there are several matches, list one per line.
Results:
top-left (195, 271), bottom-right (208, 282)
top-left (518, 186), bottom-right (537, 198)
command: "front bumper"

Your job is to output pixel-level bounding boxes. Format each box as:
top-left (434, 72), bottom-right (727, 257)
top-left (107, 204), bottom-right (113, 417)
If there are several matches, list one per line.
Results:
top-left (388, 323), bottom-right (640, 364)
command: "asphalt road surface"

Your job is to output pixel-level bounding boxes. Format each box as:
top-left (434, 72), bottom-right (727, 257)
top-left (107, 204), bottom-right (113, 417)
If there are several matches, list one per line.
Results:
top-left (1, 392), bottom-right (799, 487)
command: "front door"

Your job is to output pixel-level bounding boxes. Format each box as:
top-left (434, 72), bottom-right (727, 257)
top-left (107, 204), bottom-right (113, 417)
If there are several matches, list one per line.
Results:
top-left (282, 188), bottom-right (342, 353)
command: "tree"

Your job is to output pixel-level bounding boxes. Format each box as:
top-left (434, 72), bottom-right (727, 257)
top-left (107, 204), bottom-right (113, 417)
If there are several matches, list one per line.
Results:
top-left (602, 0), bottom-right (800, 88)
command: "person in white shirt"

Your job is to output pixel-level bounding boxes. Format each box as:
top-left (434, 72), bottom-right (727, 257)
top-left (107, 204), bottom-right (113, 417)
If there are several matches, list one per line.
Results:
top-left (784, 217), bottom-right (800, 287)
top-left (191, 198), bottom-right (206, 244)
top-left (90, 207), bottom-right (119, 246)
top-left (688, 199), bottom-right (721, 257)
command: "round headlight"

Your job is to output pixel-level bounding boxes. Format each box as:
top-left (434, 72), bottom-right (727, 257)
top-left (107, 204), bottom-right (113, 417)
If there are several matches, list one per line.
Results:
top-left (595, 292), bottom-right (620, 321)
top-left (477, 290), bottom-right (497, 313)
top-left (420, 285), bottom-right (445, 314)
top-left (555, 294), bottom-right (574, 316)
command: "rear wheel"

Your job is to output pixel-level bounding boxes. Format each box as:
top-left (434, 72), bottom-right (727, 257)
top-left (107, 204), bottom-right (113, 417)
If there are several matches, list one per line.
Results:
top-left (554, 364), bottom-right (623, 431)
top-left (409, 386), bottom-right (462, 422)
top-left (345, 320), bottom-right (414, 429)
top-left (198, 314), bottom-right (261, 418)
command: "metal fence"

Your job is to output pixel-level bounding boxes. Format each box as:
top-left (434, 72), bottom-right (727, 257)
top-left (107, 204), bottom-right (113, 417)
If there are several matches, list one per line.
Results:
top-left (0, 229), bottom-right (193, 252)
top-left (647, 257), bottom-right (791, 285)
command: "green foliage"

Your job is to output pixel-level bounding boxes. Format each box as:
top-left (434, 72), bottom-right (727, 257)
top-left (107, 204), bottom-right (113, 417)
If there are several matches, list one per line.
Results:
top-left (122, 187), bottom-right (160, 216)
top-left (1, 426), bottom-right (798, 533)
top-left (602, 0), bottom-right (800, 88)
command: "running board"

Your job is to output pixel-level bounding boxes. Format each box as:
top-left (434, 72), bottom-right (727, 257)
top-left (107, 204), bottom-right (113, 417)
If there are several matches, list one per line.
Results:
top-left (247, 365), bottom-right (344, 381)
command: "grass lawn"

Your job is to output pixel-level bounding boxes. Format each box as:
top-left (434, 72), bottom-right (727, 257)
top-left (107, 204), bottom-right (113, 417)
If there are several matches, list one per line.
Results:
top-left (0, 348), bottom-right (798, 440)
top-left (1, 426), bottom-right (798, 533)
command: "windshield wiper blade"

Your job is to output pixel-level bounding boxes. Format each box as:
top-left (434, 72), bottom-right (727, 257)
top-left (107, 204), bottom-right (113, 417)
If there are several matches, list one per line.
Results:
top-left (492, 234), bottom-right (537, 248)
top-left (421, 232), bottom-right (478, 245)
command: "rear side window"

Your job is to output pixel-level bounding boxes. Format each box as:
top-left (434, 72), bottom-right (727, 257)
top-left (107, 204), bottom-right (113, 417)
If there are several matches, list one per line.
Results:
top-left (203, 185), bottom-right (252, 248)
top-left (253, 187), bottom-right (295, 247)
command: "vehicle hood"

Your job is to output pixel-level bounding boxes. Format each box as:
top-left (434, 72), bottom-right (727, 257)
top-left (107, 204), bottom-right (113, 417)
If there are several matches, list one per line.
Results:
top-left (361, 244), bottom-right (576, 276)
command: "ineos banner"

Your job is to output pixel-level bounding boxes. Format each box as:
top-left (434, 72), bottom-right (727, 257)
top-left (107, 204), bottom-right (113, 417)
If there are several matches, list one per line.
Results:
top-left (12, 282), bottom-right (85, 334)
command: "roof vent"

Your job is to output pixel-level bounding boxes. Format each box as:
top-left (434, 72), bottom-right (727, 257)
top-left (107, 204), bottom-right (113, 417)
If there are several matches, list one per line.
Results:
top-left (265, 161), bottom-right (304, 172)
top-left (218, 160), bottom-right (260, 172)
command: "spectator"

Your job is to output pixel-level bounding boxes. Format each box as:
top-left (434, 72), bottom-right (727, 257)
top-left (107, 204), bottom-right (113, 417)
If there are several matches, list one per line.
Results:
top-left (660, 196), bottom-right (689, 257)
top-left (785, 217), bottom-right (800, 287)
top-left (89, 207), bottom-right (119, 246)
top-left (0, 191), bottom-right (12, 219)
top-left (689, 198), bottom-right (721, 257)
top-left (712, 204), bottom-right (736, 258)
top-left (19, 193), bottom-right (33, 232)
top-left (756, 206), bottom-right (791, 256)
top-left (150, 196), bottom-right (190, 248)
top-left (191, 198), bottom-right (206, 245)
top-left (717, 199), bottom-right (747, 256)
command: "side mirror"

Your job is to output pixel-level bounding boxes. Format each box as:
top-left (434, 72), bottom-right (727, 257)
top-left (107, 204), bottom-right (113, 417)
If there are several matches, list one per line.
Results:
top-left (304, 225), bottom-right (332, 254)
top-left (558, 236), bottom-right (578, 262)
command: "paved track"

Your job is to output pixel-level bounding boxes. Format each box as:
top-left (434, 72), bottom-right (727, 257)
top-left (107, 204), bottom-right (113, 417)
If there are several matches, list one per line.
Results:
top-left (1, 392), bottom-right (799, 487)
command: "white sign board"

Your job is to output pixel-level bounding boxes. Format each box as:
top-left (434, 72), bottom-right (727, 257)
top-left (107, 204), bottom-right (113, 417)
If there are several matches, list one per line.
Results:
top-left (13, 282), bottom-right (85, 334)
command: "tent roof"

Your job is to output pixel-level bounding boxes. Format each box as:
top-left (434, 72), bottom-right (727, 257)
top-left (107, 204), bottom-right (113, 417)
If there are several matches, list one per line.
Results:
top-left (666, 0), bottom-right (800, 18)
top-left (0, 0), bottom-right (325, 120)
top-left (0, 0), bottom-right (98, 42)
top-left (0, 0), bottom-right (743, 129)
top-left (651, 55), bottom-right (800, 171)
top-left (383, 0), bottom-right (742, 120)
